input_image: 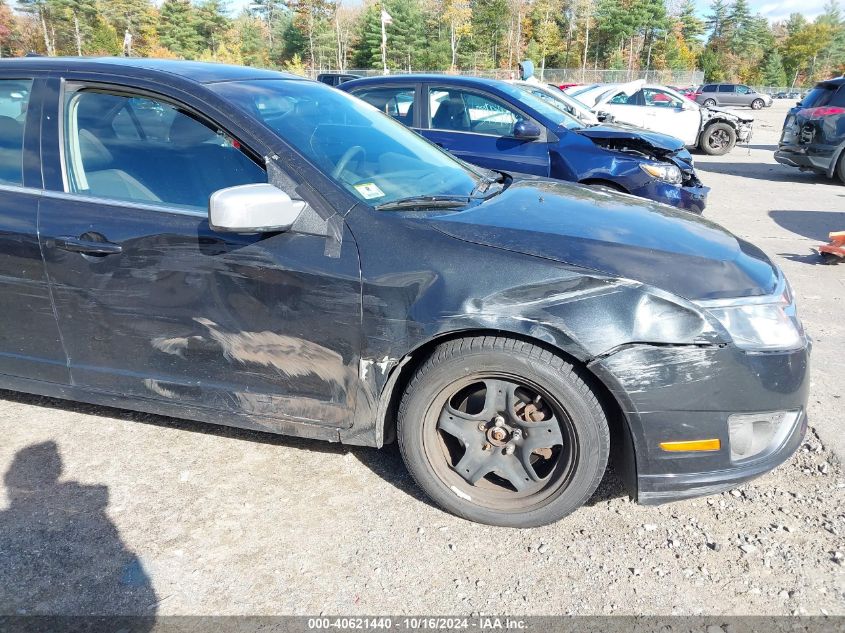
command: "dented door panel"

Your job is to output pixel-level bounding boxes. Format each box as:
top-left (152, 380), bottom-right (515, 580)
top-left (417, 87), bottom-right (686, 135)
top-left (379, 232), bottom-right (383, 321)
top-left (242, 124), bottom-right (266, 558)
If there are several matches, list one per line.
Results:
top-left (38, 195), bottom-right (362, 430)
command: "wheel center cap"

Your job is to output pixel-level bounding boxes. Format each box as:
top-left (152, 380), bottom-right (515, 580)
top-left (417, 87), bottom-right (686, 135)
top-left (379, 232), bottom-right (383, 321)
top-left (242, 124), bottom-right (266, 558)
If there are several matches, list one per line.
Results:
top-left (490, 427), bottom-right (507, 442)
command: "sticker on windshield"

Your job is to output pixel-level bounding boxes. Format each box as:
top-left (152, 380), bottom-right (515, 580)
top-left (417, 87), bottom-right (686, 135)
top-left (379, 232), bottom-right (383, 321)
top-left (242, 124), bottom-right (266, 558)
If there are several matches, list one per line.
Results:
top-left (354, 182), bottom-right (385, 199)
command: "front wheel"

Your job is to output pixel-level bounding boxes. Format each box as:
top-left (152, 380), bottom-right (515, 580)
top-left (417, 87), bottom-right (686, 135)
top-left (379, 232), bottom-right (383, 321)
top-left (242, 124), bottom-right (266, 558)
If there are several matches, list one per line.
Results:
top-left (397, 336), bottom-right (610, 528)
top-left (699, 122), bottom-right (737, 156)
top-left (751, 99), bottom-right (764, 110)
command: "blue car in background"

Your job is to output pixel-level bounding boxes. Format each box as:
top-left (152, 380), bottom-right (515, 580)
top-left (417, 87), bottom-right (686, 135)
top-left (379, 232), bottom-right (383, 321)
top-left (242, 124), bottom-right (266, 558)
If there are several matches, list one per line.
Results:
top-left (340, 75), bottom-right (709, 214)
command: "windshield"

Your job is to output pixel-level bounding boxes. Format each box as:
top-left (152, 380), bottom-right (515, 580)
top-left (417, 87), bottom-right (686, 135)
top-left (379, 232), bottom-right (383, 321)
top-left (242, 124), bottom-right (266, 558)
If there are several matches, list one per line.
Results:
top-left (493, 82), bottom-right (580, 130)
top-left (511, 85), bottom-right (584, 129)
top-left (210, 79), bottom-right (481, 206)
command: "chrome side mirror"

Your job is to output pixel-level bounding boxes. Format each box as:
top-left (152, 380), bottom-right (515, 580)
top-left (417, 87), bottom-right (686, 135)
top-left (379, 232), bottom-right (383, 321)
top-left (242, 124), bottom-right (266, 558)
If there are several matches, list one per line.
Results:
top-left (209, 183), bottom-right (306, 233)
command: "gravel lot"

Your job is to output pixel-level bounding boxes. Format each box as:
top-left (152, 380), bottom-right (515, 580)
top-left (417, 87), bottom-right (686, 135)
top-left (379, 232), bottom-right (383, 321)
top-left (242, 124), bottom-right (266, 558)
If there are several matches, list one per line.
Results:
top-left (0, 100), bottom-right (843, 617)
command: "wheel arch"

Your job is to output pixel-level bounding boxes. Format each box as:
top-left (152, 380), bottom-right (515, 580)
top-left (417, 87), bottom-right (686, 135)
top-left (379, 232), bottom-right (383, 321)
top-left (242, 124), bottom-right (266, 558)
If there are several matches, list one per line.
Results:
top-left (826, 140), bottom-right (845, 180)
top-left (371, 327), bottom-right (639, 498)
top-left (578, 178), bottom-right (629, 193)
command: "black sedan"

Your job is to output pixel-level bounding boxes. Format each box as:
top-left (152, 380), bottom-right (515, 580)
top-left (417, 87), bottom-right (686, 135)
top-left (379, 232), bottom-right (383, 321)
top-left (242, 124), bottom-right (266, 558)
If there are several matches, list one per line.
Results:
top-left (0, 58), bottom-right (809, 527)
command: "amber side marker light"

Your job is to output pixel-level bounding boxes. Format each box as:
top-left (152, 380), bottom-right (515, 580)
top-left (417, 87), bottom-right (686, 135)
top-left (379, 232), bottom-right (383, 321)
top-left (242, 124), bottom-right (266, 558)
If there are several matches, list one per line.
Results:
top-left (659, 439), bottom-right (721, 452)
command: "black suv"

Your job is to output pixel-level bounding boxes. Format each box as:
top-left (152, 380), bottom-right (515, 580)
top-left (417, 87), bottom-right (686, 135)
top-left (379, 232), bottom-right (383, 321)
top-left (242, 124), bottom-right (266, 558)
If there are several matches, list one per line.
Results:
top-left (775, 78), bottom-right (845, 181)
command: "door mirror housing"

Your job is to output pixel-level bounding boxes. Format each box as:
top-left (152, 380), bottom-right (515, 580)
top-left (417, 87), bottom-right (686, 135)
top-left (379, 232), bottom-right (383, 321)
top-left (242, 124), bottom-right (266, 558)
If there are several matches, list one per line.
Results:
top-left (209, 183), bottom-right (306, 233)
top-left (513, 120), bottom-right (542, 140)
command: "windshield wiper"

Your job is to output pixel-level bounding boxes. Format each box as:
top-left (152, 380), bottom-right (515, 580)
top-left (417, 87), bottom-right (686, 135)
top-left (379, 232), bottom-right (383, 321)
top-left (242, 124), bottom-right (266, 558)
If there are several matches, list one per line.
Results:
top-left (470, 169), bottom-right (506, 197)
top-left (374, 195), bottom-right (473, 211)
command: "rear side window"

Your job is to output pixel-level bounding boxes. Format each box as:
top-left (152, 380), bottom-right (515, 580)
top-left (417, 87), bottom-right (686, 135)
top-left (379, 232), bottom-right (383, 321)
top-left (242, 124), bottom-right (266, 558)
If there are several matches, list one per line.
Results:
top-left (832, 87), bottom-right (845, 107)
top-left (0, 80), bottom-right (32, 186)
top-left (701, 85), bottom-right (716, 92)
top-left (62, 89), bottom-right (266, 210)
top-left (718, 85), bottom-right (735, 93)
top-left (353, 86), bottom-right (416, 126)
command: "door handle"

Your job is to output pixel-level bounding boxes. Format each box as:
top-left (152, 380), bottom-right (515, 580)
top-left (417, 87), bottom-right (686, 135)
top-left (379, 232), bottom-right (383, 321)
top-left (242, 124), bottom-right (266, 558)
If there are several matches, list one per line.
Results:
top-left (52, 235), bottom-right (122, 256)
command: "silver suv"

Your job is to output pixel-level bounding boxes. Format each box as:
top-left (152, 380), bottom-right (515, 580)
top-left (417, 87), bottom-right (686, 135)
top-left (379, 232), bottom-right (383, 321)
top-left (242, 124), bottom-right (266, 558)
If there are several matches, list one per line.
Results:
top-left (695, 83), bottom-right (773, 109)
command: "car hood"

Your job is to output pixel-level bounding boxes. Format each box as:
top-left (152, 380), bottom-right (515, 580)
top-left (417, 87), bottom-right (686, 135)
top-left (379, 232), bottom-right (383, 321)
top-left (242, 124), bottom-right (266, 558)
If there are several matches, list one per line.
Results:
top-left (425, 178), bottom-right (778, 301)
top-left (576, 124), bottom-right (686, 153)
top-left (706, 105), bottom-right (754, 123)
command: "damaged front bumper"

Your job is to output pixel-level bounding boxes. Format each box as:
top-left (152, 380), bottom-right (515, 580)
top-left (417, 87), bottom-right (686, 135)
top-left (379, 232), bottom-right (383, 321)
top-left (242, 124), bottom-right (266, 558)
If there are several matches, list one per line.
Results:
top-left (630, 179), bottom-right (709, 215)
top-left (589, 339), bottom-right (810, 504)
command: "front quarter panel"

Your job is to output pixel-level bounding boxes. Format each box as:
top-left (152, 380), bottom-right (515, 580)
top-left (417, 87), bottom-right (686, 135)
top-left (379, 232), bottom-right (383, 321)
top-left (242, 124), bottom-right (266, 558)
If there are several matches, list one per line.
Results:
top-left (341, 206), bottom-right (721, 446)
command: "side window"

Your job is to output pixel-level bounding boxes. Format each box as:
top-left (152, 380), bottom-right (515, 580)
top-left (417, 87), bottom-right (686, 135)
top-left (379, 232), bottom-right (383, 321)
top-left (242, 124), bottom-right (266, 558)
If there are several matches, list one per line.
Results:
top-left (0, 80), bottom-right (32, 186)
top-left (736, 85), bottom-right (750, 94)
top-left (62, 89), bottom-right (266, 210)
top-left (718, 85), bottom-right (735, 93)
top-left (643, 88), bottom-right (683, 108)
top-left (353, 87), bottom-right (417, 126)
top-left (831, 87), bottom-right (845, 107)
top-left (429, 88), bottom-right (524, 136)
top-left (702, 85), bottom-right (716, 93)
top-left (609, 90), bottom-right (644, 106)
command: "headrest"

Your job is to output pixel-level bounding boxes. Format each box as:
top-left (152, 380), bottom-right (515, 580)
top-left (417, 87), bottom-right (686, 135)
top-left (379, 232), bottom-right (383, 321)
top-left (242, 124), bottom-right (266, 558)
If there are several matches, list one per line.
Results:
top-left (79, 129), bottom-right (113, 170)
top-left (0, 116), bottom-right (22, 149)
top-left (169, 115), bottom-right (217, 146)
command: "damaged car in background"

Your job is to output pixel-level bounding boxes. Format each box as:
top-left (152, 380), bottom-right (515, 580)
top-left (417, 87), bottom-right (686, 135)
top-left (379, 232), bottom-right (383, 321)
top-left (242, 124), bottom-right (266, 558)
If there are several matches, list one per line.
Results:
top-left (341, 75), bottom-right (709, 214)
top-left (0, 57), bottom-right (809, 528)
top-left (570, 80), bottom-right (755, 156)
top-left (775, 77), bottom-right (845, 182)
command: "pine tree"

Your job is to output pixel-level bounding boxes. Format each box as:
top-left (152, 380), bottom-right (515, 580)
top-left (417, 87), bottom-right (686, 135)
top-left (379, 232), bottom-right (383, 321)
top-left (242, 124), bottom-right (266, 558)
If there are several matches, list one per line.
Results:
top-left (761, 49), bottom-right (787, 86)
top-left (705, 0), bottom-right (728, 40)
top-left (158, 0), bottom-right (202, 58)
top-left (677, 0), bottom-right (703, 41)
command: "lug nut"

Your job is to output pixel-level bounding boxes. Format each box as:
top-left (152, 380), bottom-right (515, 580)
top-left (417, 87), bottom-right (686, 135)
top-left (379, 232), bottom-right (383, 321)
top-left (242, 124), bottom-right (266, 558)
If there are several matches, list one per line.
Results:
top-left (482, 443), bottom-right (491, 451)
top-left (478, 422), bottom-right (487, 431)
top-left (512, 429), bottom-right (522, 439)
top-left (494, 415), bottom-right (505, 427)
top-left (503, 445), bottom-right (515, 455)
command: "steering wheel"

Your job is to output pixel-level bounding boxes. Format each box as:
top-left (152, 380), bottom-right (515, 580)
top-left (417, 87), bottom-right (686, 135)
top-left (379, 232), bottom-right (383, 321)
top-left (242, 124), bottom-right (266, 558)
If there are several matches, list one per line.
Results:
top-left (332, 145), bottom-right (365, 180)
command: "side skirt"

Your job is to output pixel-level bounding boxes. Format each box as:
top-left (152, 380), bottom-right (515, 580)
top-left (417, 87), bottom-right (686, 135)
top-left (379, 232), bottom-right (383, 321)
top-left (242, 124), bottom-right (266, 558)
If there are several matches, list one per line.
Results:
top-left (0, 373), bottom-right (345, 444)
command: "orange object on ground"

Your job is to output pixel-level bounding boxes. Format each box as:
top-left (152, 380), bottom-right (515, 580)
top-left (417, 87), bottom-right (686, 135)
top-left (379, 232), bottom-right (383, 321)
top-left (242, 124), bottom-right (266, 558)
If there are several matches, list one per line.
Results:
top-left (818, 231), bottom-right (845, 260)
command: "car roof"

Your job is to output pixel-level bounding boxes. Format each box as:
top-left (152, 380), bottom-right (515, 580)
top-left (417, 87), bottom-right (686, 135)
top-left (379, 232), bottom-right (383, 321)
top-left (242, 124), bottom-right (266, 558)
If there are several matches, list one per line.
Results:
top-left (0, 57), bottom-right (301, 84)
top-left (816, 77), bottom-right (845, 88)
top-left (340, 74), bottom-right (508, 90)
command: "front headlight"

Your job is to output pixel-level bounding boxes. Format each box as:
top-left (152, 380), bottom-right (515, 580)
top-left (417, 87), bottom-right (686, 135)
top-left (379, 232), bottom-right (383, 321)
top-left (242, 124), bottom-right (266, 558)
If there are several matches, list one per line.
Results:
top-left (697, 279), bottom-right (805, 351)
top-left (640, 162), bottom-right (682, 185)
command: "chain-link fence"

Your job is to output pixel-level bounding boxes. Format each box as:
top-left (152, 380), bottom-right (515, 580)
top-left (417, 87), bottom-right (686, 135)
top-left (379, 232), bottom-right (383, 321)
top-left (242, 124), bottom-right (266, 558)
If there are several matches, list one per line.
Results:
top-left (307, 68), bottom-right (704, 86)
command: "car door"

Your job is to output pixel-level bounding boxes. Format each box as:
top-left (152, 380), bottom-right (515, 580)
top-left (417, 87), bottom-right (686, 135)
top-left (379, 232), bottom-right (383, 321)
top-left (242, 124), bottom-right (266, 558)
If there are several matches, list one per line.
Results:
top-left (597, 89), bottom-right (648, 128)
top-left (639, 88), bottom-right (701, 145)
top-left (0, 76), bottom-right (69, 385)
top-left (735, 85), bottom-right (754, 107)
top-left (421, 84), bottom-right (550, 176)
top-left (37, 78), bottom-right (363, 430)
top-left (718, 84), bottom-right (737, 106)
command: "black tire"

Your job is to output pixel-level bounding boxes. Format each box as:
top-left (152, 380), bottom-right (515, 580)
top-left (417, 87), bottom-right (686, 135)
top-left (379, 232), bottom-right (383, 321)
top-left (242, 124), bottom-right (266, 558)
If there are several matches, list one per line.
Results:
top-left (397, 336), bottom-right (610, 528)
top-left (751, 98), bottom-right (764, 110)
top-left (836, 154), bottom-right (845, 184)
top-left (699, 122), bottom-right (737, 156)
top-left (702, 98), bottom-right (716, 107)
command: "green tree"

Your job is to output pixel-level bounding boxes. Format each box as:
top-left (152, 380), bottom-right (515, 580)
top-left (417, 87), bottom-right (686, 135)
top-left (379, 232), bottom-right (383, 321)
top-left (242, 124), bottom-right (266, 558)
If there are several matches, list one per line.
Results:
top-left (158, 0), bottom-right (202, 58)
top-left (761, 49), bottom-right (787, 86)
top-left (677, 0), bottom-right (703, 41)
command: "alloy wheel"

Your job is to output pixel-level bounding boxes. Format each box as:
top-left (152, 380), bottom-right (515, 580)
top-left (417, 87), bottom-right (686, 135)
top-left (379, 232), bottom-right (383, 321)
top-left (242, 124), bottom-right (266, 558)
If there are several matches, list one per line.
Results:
top-left (423, 375), bottom-right (577, 511)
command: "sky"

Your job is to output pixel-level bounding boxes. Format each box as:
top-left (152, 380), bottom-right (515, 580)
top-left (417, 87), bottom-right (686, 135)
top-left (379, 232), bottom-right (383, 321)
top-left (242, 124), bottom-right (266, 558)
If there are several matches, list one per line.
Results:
top-left (226, 0), bottom-right (830, 27)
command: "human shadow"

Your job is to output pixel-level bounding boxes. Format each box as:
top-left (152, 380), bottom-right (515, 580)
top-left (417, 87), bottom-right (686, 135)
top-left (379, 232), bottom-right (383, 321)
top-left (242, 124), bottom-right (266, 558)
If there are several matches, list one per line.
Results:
top-left (0, 441), bottom-right (157, 624)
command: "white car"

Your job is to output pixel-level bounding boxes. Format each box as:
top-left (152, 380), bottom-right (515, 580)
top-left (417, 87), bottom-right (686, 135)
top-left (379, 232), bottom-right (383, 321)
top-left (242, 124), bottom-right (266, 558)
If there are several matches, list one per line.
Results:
top-left (570, 80), bottom-right (754, 156)
top-left (508, 81), bottom-right (600, 126)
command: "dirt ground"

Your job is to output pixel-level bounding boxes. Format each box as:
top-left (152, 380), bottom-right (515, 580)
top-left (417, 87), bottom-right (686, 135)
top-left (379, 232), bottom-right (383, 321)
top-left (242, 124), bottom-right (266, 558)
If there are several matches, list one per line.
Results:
top-left (0, 100), bottom-right (843, 617)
